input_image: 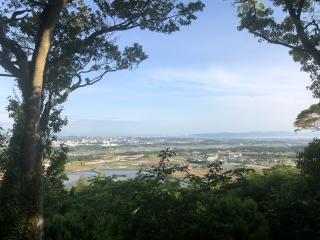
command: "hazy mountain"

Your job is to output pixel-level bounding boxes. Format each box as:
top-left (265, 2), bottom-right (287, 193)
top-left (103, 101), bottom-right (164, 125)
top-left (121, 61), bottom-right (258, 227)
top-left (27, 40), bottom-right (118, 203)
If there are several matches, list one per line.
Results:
top-left (191, 131), bottom-right (320, 139)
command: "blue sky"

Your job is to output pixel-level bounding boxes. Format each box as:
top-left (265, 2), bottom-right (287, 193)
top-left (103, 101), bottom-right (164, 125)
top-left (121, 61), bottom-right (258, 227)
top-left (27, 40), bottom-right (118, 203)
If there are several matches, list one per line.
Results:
top-left (0, 0), bottom-right (316, 136)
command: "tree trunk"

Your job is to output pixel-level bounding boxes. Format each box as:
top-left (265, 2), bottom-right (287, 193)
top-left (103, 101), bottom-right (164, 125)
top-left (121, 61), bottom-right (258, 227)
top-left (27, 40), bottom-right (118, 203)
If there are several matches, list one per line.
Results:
top-left (19, 1), bottom-right (66, 239)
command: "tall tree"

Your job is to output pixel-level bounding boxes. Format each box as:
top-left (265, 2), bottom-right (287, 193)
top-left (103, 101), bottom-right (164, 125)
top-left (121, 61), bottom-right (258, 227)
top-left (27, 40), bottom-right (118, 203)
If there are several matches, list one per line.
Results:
top-left (235, 0), bottom-right (320, 129)
top-left (0, 1), bottom-right (204, 239)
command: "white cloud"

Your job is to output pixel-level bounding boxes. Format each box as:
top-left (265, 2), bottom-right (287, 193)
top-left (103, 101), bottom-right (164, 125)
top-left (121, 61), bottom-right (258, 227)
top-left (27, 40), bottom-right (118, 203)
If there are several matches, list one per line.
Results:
top-left (0, 63), bottom-right (317, 134)
top-left (132, 64), bottom-right (316, 132)
top-left (146, 64), bottom-right (311, 97)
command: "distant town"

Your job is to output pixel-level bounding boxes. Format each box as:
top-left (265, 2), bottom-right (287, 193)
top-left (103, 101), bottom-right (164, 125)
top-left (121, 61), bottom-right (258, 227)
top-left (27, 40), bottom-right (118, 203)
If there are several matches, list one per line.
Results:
top-left (54, 135), bottom-right (311, 185)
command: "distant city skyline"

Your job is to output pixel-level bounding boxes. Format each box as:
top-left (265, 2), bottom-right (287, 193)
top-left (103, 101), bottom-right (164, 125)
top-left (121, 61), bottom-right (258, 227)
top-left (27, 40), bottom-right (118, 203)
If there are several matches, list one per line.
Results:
top-left (0, 0), bottom-right (317, 136)
top-left (56, 131), bottom-right (320, 139)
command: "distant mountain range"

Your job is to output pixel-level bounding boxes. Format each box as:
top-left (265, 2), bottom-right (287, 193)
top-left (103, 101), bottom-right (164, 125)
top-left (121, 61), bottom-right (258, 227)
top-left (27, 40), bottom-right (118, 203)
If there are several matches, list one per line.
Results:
top-left (191, 131), bottom-right (320, 139)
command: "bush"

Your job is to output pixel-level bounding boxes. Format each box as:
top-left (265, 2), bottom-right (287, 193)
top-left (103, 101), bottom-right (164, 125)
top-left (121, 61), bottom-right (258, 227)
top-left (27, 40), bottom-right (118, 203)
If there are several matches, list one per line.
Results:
top-left (297, 139), bottom-right (320, 178)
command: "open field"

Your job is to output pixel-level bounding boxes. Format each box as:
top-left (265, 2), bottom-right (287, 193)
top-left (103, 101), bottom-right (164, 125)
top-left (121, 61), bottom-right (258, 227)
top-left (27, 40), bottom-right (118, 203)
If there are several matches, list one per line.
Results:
top-left (61, 137), bottom-right (308, 180)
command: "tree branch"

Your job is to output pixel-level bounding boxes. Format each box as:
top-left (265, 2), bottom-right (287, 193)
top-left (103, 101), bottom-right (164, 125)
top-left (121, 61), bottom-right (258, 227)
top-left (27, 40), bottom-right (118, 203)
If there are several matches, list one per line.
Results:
top-left (9, 10), bottom-right (30, 23)
top-left (0, 48), bottom-right (22, 78)
top-left (0, 20), bottom-right (29, 80)
top-left (0, 73), bottom-right (14, 77)
top-left (296, 0), bottom-right (305, 17)
top-left (52, 68), bottom-right (117, 106)
top-left (252, 31), bottom-right (307, 53)
top-left (29, 0), bottom-right (47, 7)
top-left (286, 1), bottom-right (320, 66)
top-left (83, 20), bottom-right (139, 46)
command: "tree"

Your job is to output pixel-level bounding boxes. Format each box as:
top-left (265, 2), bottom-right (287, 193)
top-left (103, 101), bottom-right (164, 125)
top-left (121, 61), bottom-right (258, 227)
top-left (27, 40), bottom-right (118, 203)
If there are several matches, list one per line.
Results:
top-left (294, 102), bottom-right (320, 131)
top-left (0, 1), bottom-right (204, 239)
top-left (235, 0), bottom-right (320, 130)
top-left (230, 165), bottom-right (320, 240)
top-left (297, 138), bottom-right (320, 177)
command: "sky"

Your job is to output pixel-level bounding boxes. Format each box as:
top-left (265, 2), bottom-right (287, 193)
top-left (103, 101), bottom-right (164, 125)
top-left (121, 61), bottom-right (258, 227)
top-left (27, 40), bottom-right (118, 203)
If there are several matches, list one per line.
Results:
top-left (0, 0), bottom-right (317, 136)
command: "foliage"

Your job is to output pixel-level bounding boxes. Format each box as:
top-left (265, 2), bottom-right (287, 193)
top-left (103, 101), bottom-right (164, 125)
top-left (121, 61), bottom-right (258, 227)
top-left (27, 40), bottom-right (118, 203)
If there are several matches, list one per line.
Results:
top-left (0, 126), bottom-right (7, 150)
top-left (45, 179), bottom-right (269, 240)
top-left (45, 151), bottom-right (268, 240)
top-left (0, 95), bottom-right (68, 239)
top-left (236, 0), bottom-right (320, 131)
top-left (237, 0), bottom-right (320, 96)
top-left (228, 165), bottom-right (320, 239)
top-left (141, 148), bottom-right (188, 181)
top-left (186, 161), bottom-right (253, 191)
top-left (294, 102), bottom-right (320, 131)
top-left (41, 148), bottom-right (320, 240)
top-left (297, 138), bottom-right (320, 178)
top-left (0, 0), bottom-right (205, 111)
top-left (232, 5), bottom-right (320, 236)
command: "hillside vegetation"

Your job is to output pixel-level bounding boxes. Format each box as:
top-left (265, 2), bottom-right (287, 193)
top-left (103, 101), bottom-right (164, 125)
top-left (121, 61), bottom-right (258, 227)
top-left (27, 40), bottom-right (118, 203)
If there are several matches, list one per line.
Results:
top-left (42, 145), bottom-right (320, 240)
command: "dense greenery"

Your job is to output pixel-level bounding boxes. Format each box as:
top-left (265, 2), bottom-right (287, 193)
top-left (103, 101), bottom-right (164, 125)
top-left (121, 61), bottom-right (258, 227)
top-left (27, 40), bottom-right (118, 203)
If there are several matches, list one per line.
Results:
top-left (40, 144), bottom-right (320, 240)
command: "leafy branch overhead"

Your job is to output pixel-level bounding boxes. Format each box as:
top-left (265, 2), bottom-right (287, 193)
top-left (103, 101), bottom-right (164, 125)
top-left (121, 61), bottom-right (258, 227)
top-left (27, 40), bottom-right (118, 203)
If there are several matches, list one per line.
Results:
top-left (0, 0), bottom-right (204, 106)
top-left (236, 0), bottom-right (320, 98)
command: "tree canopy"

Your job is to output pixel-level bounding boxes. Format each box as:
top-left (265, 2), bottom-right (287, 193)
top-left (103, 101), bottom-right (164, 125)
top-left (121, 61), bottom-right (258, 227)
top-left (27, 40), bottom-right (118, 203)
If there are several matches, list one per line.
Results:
top-left (237, 0), bottom-right (320, 98)
top-left (294, 102), bottom-right (320, 131)
top-left (1, 0), bottom-right (204, 106)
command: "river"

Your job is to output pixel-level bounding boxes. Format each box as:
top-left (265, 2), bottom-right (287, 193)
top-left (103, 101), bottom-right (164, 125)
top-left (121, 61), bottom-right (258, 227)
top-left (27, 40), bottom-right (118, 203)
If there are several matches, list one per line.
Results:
top-left (64, 169), bottom-right (138, 187)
